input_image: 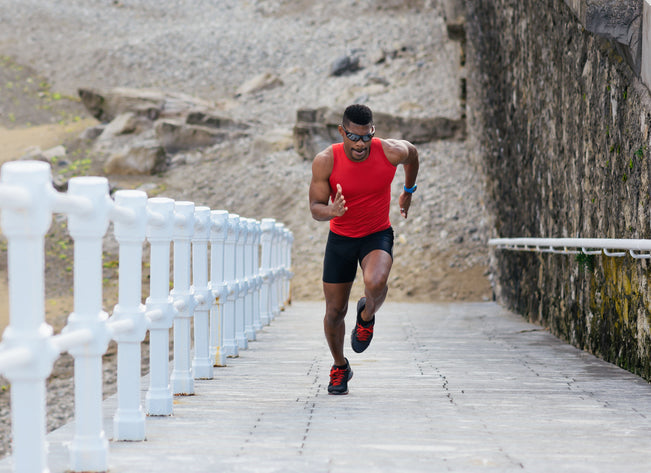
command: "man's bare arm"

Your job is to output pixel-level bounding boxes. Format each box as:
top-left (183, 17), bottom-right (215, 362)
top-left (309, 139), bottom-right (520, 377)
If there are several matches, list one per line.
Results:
top-left (309, 148), bottom-right (347, 221)
top-left (382, 139), bottom-right (419, 218)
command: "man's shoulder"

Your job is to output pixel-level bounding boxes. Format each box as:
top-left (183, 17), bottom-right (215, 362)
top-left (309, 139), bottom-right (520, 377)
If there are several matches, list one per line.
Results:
top-left (312, 145), bottom-right (335, 177)
top-left (378, 138), bottom-right (410, 163)
top-left (314, 144), bottom-right (335, 163)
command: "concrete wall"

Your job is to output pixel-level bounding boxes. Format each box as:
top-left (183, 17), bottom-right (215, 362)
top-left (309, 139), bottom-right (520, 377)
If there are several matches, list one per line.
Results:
top-left (465, 0), bottom-right (651, 378)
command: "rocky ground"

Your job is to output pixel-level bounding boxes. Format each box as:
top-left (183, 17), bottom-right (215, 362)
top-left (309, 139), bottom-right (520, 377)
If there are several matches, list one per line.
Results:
top-left (0, 0), bottom-right (492, 459)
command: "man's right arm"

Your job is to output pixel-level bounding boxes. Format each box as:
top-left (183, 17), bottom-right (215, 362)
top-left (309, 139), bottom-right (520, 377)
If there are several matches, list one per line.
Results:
top-left (309, 148), bottom-right (347, 221)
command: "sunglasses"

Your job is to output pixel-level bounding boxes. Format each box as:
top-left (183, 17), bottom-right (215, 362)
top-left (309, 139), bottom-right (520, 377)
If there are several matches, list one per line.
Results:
top-left (342, 124), bottom-right (375, 142)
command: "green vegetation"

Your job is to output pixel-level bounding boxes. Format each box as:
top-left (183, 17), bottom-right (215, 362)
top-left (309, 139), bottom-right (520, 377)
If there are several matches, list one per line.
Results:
top-left (575, 251), bottom-right (596, 273)
top-left (58, 158), bottom-right (92, 178)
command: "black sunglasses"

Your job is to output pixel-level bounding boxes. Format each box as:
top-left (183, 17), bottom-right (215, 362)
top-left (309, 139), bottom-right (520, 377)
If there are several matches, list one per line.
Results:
top-left (342, 124), bottom-right (375, 142)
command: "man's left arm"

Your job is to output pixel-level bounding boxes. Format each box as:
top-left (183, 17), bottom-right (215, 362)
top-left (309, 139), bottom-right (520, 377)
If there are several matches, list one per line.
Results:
top-left (387, 140), bottom-right (419, 219)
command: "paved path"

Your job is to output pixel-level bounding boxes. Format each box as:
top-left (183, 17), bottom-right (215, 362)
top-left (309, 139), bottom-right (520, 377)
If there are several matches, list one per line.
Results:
top-left (3, 301), bottom-right (651, 472)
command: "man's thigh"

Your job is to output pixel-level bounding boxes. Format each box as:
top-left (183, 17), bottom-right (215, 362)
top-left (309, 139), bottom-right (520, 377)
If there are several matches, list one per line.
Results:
top-left (323, 232), bottom-right (360, 284)
top-left (360, 249), bottom-right (393, 287)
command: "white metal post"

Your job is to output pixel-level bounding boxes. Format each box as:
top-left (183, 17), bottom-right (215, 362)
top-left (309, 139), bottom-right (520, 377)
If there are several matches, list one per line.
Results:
top-left (170, 202), bottom-right (195, 395)
top-left (222, 214), bottom-right (240, 358)
top-left (259, 218), bottom-right (275, 326)
top-left (110, 190), bottom-right (148, 442)
top-left (285, 230), bottom-right (294, 306)
top-left (0, 161), bottom-right (58, 473)
top-left (251, 220), bottom-right (263, 332)
top-left (276, 223), bottom-right (285, 313)
top-left (244, 218), bottom-right (256, 341)
top-left (65, 176), bottom-right (112, 471)
top-left (192, 206), bottom-right (213, 379)
top-left (209, 210), bottom-right (229, 367)
top-left (235, 218), bottom-right (248, 349)
top-left (271, 222), bottom-right (283, 320)
top-left (145, 197), bottom-right (175, 416)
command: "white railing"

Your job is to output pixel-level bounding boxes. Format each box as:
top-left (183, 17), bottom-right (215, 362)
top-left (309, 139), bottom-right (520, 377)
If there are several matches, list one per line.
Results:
top-left (0, 160), bottom-right (293, 473)
top-left (488, 237), bottom-right (651, 259)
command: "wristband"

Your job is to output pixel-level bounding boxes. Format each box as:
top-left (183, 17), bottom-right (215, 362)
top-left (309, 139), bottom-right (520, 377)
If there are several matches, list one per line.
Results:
top-left (403, 184), bottom-right (417, 194)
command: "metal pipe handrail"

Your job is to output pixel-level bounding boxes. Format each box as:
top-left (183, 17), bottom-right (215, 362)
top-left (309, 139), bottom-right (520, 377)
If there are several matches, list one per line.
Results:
top-left (0, 347), bottom-right (33, 372)
top-left (489, 237), bottom-right (651, 256)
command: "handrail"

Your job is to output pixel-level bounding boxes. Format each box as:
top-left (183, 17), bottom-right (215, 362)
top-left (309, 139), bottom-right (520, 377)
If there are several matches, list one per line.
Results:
top-left (489, 237), bottom-right (651, 257)
top-left (0, 160), bottom-right (294, 473)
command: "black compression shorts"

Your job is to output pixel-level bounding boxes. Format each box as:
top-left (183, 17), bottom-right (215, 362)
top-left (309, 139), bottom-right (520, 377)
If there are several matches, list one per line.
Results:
top-left (322, 227), bottom-right (394, 284)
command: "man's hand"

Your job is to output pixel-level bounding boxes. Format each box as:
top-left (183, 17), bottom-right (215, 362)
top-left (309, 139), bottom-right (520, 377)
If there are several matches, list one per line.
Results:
top-left (399, 191), bottom-right (412, 218)
top-left (332, 183), bottom-right (348, 217)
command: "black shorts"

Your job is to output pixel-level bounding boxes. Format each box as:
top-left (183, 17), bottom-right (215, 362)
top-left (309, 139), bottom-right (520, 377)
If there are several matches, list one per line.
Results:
top-left (322, 227), bottom-right (394, 284)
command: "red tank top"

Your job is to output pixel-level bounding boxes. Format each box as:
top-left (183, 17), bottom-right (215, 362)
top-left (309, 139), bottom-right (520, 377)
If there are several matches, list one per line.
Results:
top-left (329, 138), bottom-right (397, 238)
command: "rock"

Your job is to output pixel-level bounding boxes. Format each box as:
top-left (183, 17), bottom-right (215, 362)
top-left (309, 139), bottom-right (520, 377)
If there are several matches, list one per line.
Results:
top-left (79, 87), bottom-right (165, 122)
top-left (19, 145), bottom-right (48, 162)
top-left (373, 112), bottom-right (466, 142)
top-left (78, 87), bottom-right (215, 123)
top-left (98, 112), bottom-right (146, 140)
top-left (235, 72), bottom-right (284, 96)
top-left (155, 119), bottom-right (231, 153)
top-left (75, 88), bottom-right (253, 166)
top-left (293, 125), bottom-right (335, 160)
top-left (442, 0), bottom-right (466, 40)
top-left (376, 0), bottom-right (429, 9)
top-left (293, 107), bottom-right (342, 160)
top-left (186, 110), bottom-right (249, 130)
top-left (136, 182), bottom-right (159, 194)
top-left (367, 75), bottom-right (391, 86)
top-left (52, 173), bottom-right (68, 192)
top-left (160, 93), bottom-right (216, 119)
top-left (253, 128), bottom-right (294, 156)
top-left (42, 145), bottom-right (67, 161)
top-left (292, 106), bottom-right (466, 159)
top-left (19, 145), bottom-right (66, 163)
top-left (103, 140), bottom-right (167, 175)
top-left (330, 54), bottom-right (362, 76)
top-left (576, 0), bottom-right (642, 75)
top-left (298, 108), bottom-right (342, 156)
top-left (169, 154), bottom-right (187, 168)
top-left (79, 124), bottom-right (105, 141)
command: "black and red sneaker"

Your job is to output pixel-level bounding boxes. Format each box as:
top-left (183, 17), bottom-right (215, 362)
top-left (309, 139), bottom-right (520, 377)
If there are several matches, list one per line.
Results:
top-left (328, 358), bottom-right (353, 395)
top-left (351, 297), bottom-right (374, 353)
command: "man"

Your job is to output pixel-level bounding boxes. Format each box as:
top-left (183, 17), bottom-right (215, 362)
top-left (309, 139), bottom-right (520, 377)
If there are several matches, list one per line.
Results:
top-left (308, 104), bottom-right (419, 395)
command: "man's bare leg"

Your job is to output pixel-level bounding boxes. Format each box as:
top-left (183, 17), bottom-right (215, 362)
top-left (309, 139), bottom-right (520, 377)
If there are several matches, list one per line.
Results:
top-left (359, 249), bottom-right (392, 321)
top-left (323, 281), bottom-right (354, 367)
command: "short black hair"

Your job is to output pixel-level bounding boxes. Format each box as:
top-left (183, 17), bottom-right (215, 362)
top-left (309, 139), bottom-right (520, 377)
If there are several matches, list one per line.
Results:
top-left (343, 104), bottom-right (373, 127)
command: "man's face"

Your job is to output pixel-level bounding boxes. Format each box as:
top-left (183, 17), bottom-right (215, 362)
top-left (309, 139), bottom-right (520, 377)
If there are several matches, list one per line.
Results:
top-left (339, 122), bottom-right (374, 162)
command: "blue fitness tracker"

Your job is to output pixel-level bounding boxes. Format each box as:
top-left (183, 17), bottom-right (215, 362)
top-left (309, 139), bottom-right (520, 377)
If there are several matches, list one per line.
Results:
top-left (403, 184), bottom-right (417, 194)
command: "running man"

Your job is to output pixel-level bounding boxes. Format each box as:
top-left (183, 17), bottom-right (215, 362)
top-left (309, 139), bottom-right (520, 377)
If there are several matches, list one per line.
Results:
top-left (308, 104), bottom-right (419, 395)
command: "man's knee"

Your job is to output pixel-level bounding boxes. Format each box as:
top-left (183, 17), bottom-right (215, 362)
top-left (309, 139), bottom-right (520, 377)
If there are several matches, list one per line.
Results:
top-left (324, 303), bottom-right (348, 324)
top-left (363, 271), bottom-right (389, 295)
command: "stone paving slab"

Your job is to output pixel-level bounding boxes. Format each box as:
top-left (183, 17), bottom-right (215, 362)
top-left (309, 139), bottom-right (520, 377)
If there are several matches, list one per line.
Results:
top-left (3, 301), bottom-right (651, 472)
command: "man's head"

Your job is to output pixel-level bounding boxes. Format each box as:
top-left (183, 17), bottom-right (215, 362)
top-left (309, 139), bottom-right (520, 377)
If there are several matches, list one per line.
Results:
top-left (342, 104), bottom-right (373, 128)
top-left (339, 104), bottom-right (375, 162)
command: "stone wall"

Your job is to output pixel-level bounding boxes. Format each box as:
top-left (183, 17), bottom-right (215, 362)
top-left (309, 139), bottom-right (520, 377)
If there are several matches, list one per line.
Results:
top-left (465, 0), bottom-right (651, 378)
